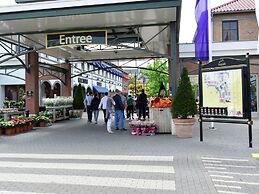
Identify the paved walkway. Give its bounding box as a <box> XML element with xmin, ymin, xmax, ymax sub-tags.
<box><xmin>0</xmin><ymin>112</ymin><xmax>258</xmax><ymax>194</ymax></box>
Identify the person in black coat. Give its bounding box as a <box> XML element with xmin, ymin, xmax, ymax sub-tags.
<box><xmin>91</xmin><ymin>93</ymin><xmax>100</xmax><ymax>124</ymax></box>
<box><xmin>136</xmin><ymin>89</ymin><xmax>148</xmax><ymax>120</ymax></box>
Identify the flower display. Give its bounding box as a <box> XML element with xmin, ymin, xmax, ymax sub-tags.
<box><xmin>0</xmin><ymin>121</ymin><xmax>15</xmax><ymax>128</ymax></box>
<box><xmin>149</xmin><ymin>97</ymin><xmax>172</xmax><ymax>108</ymax></box>
<box><xmin>43</xmin><ymin>97</ymin><xmax>73</xmax><ymax>107</ymax></box>
<box><xmin>129</xmin><ymin>120</ymin><xmax>157</xmax><ymax>136</ymax></box>
<box><xmin>35</xmin><ymin>116</ymin><xmax>49</xmax><ymax>123</ymax></box>
<box><xmin>0</xmin><ymin>108</ymin><xmax>19</xmax><ymax>113</ymax></box>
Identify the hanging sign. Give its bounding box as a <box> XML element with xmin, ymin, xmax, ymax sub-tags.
<box><xmin>46</xmin><ymin>30</ymin><xmax>107</xmax><ymax>48</ymax></box>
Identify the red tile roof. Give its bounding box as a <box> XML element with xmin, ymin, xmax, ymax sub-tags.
<box><xmin>212</xmin><ymin>0</ymin><xmax>255</xmax><ymax>14</ymax></box>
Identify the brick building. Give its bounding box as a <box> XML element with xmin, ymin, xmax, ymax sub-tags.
<box><xmin>179</xmin><ymin>0</ymin><xmax>259</xmax><ymax>117</ymax></box>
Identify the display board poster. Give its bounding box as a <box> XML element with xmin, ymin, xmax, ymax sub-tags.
<box><xmin>202</xmin><ymin>69</ymin><xmax>243</xmax><ymax>117</ymax></box>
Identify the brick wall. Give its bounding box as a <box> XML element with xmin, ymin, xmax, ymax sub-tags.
<box><xmin>213</xmin><ymin>12</ymin><xmax>258</xmax><ymax>42</ymax></box>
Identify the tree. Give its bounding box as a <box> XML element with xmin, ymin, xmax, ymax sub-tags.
<box><xmin>73</xmin><ymin>84</ymin><xmax>85</xmax><ymax>110</ymax></box>
<box><xmin>141</xmin><ymin>59</ymin><xmax>168</xmax><ymax>97</ymax></box>
<box><xmin>128</xmin><ymin>83</ymin><xmax>144</xmax><ymax>96</ymax></box>
<box><xmin>172</xmin><ymin>68</ymin><xmax>197</xmax><ymax>119</ymax></box>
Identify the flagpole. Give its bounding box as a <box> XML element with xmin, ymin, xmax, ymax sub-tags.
<box><xmin>208</xmin><ymin>0</ymin><xmax>212</xmax><ymax>62</ymax></box>
<box><xmin>207</xmin><ymin>0</ymin><xmax>216</xmax><ymax>130</ymax></box>
<box><xmin>255</xmin><ymin>0</ymin><xmax>259</xmax><ymax>52</ymax></box>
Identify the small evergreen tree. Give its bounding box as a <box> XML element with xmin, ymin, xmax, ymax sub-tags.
<box><xmin>73</xmin><ymin>84</ymin><xmax>85</xmax><ymax>110</ymax></box>
<box><xmin>172</xmin><ymin>68</ymin><xmax>197</xmax><ymax>118</ymax></box>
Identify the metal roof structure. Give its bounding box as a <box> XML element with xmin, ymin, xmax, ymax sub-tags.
<box><xmin>0</xmin><ymin>0</ymin><xmax>181</xmax><ymax>62</ymax></box>
<box><xmin>0</xmin><ymin>0</ymin><xmax>182</xmax><ymax>95</ymax></box>
<box><xmin>212</xmin><ymin>0</ymin><xmax>255</xmax><ymax>14</ymax></box>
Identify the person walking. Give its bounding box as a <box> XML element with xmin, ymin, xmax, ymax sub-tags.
<box><xmin>84</xmin><ymin>92</ymin><xmax>93</xmax><ymax>123</ymax></box>
<box><xmin>136</xmin><ymin>89</ymin><xmax>148</xmax><ymax>120</ymax></box>
<box><xmin>106</xmin><ymin>93</ymin><xmax>115</xmax><ymax>133</ymax></box>
<box><xmin>98</xmin><ymin>92</ymin><xmax>109</xmax><ymax>123</ymax></box>
<box><xmin>126</xmin><ymin>95</ymin><xmax>134</xmax><ymax>120</ymax></box>
<box><xmin>113</xmin><ymin>89</ymin><xmax>126</xmax><ymax>131</ymax></box>
<box><xmin>91</xmin><ymin>93</ymin><xmax>100</xmax><ymax>124</ymax></box>
<box><xmin>120</xmin><ymin>93</ymin><xmax>126</xmax><ymax>118</ymax></box>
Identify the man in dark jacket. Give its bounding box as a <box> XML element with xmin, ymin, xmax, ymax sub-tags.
<box><xmin>113</xmin><ymin>89</ymin><xmax>126</xmax><ymax>130</ymax></box>
<box><xmin>136</xmin><ymin>89</ymin><xmax>148</xmax><ymax>120</ymax></box>
<box><xmin>91</xmin><ymin>93</ymin><xmax>100</xmax><ymax>124</ymax></box>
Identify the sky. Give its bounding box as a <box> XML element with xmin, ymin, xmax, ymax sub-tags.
<box><xmin>0</xmin><ymin>0</ymin><xmax>231</xmax><ymax>43</ymax></box>
<box><xmin>180</xmin><ymin>0</ymin><xmax>230</xmax><ymax>43</ymax></box>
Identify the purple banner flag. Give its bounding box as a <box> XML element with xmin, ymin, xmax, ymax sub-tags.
<box><xmin>195</xmin><ymin>0</ymin><xmax>209</xmax><ymax>61</ymax></box>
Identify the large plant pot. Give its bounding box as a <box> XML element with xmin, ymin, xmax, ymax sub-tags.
<box><xmin>173</xmin><ymin>118</ymin><xmax>196</xmax><ymax>138</ymax></box>
<box><xmin>72</xmin><ymin>109</ymin><xmax>84</xmax><ymax>119</ymax></box>
<box><xmin>5</xmin><ymin>127</ymin><xmax>15</xmax><ymax>135</ymax></box>
<box><xmin>39</xmin><ymin>122</ymin><xmax>47</xmax><ymax>127</ymax></box>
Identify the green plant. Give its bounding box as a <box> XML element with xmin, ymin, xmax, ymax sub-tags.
<box><xmin>141</xmin><ymin>59</ymin><xmax>168</xmax><ymax>96</ymax></box>
<box><xmin>3</xmin><ymin>100</ymin><xmax>10</xmax><ymax>107</ymax></box>
<box><xmin>0</xmin><ymin>121</ymin><xmax>15</xmax><ymax>128</ymax></box>
<box><xmin>14</xmin><ymin>101</ymin><xmax>24</xmax><ymax>108</ymax></box>
<box><xmin>35</xmin><ymin>116</ymin><xmax>49</xmax><ymax>123</ymax></box>
<box><xmin>39</xmin><ymin>111</ymin><xmax>50</xmax><ymax>117</ymax></box>
<box><xmin>172</xmin><ymin>67</ymin><xmax>197</xmax><ymax>119</ymax></box>
<box><xmin>9</xmin><ymin>100</ymin><xmax>16</xmax><ymax>107</ymax></box>
<box><xmin>73</xmin><ymin>84</ymin><xmax>85</xmax><ymax>110</ymax></box>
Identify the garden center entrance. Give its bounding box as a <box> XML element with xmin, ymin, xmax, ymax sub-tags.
<box><xmin>0</xmin><ymin>0</ymin><xmax>182</xmax><ymax>114</ymax></box>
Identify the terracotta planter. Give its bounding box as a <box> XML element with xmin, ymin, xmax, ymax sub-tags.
<box><xmin>5</xmin><ymin>127</ymin><xmax>15</xmax><ymax>135</ymax></box>
<box><xmin>27</xmin><ymin>124</ymin><xmax>33</xmax><ymax>130</ymax></box>
<box><xmin>15</xmin><ymin>126</ymin><xmax>22</xmax><ymax>133</ymax></box>
<box><xmin>173</xmin><ymin>118</ymin><xmax>196</xmax><ymax>138</ymax></box>
<box><xmin>39</xmin><ymin>122</ymin><xmax>47</xmax><ymax>127</ymax></box>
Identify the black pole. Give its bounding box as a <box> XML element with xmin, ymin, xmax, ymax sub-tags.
<box><xmin>198</xmin><ymin>60</ymin><xmax>203</xmax><ymax>142</ymax></box>
<box><xmin>249</xmin><ymin>124</ymin><xmax>252</xmax><ymax>148</ymax></box>
<box><xmin>246</xmin><ymin>53</ymin><xmax>253</xmax><ymax>148</ymax></box>
<box><xmin>134</xmin><ymin>73</ymin><xmax>137</xmax><ymax>96</ymax></box>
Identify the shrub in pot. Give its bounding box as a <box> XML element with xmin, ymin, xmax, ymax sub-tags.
<box><xmin>72</xmin><ymin>84</ymin><xmax>85</xmax><ymax>118</ymax></box>
<box><xmin>172</xmin><ymin>67</ymin><xmax>197</xmax><ymax>138</ymax></box>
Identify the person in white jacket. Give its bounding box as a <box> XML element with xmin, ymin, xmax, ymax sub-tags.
<box><xmin>98</xmin><ymin>92</ymin><xmax>109</xmax><ymax>123</ymax></box>
<box><xmin>106</xmin><ymin>93</ymin><xmax>115</xmax><ymax>133</ymax></box>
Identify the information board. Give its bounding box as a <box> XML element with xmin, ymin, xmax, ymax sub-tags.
<box><xmin>202</xmin><ymin>69</ymin><xmax>243</xmax><ymax>117</ymax></box>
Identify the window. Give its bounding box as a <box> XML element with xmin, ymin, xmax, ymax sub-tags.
<box><xmin>81</xmin><ymin>63</ymin><xmax>85</xmax><ymax>71</ymax></box>
<box><xmin>222</xmin><ymin>20</ymin><xmax>238</xmax><ymax>41</ymax></box>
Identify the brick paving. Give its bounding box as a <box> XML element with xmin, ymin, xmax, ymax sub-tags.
<box><xmin>0</xmin><ymin>112</ymin><xmax>258</xmax><ymax>194</ymax></box>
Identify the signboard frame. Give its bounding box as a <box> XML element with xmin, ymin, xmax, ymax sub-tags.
<box><xmin>201</xmin><ymin>66</ymin><xmax>246</xmax><ymax>119</ymax></box>
<box><xmin>198</xmin><ymin>54</ymin><xmax>253</xmax><ymax>147</ymax></box>
<box><xmin>46</xmin><ymin>30</ymin><xmax>107</xmax><ymax>49</ymax></box>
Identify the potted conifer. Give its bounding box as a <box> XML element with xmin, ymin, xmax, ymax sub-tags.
<box><xmin>72</xmin><ymin>84</ymin><xmax>85</xmax><ymax>118</ymax></box>
<box><xmin>172</xmin><ymin>67</ymin><xmax>197</xmax><ymax>138</ymax></box>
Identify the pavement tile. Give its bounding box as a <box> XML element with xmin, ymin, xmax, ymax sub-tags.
<box><xmin>0</xmin><ymin>113</ymin><xmax>258</xmax><ymax>193</ymax></box>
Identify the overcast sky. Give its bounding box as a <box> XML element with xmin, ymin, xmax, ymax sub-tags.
<box><xmin>0</xmin><ymin>0</ymin><xmax>232</xmax><ymax>43</ymax></box>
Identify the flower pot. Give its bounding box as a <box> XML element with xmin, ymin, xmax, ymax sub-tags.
<box><xmin>72</xmin><ymin>109</ymin><xmax>84</xmax><ymax>119</ymax></box>
<box><xmin>173</xmin><ymin>118</ymin><xmax>196</xmax><ymax>138</ymax></box>
<box><xmin>15</xmin><ymin>126</ymin><xmax>22</xmax><ymax>133</ymax></box>
<box><xmin>27</xmin><ymin>124</ymin><xmax>33</xmax><ymax>130</ymax></box>
<box><xmin>39</xmin><ymin>122</ymin><xmax>47</xmax><ymax>127</ymax></box>
<box><xmin>5</xmin><ymin>127</ymin><xmax>15</xmax><ymax>135</ymax></box>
